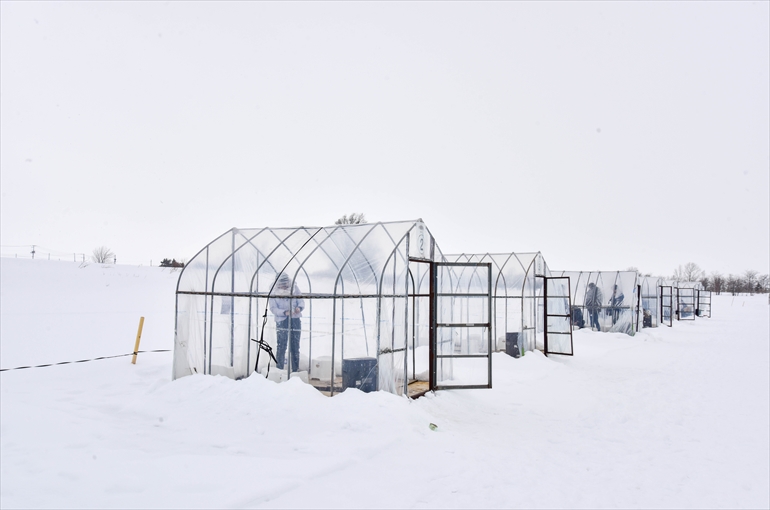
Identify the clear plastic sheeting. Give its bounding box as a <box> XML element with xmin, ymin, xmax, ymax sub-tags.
<box><xmin>444</xmin><ymin>253</ymin><xmax>549</xmax><ymax>355</ymax></box>
<box><xmin>676</xmin><ymin>286</ymin><xmax>697</xmax><ymax>320</ymax></box>
<box><xmin>433</xmin><ymin>262</ymin><xmax>492</xmax><ymax>389</ymax></box>
<box><xmin>552</xmin><ymin>270</ymin><xmax>639</xmax><ymax>335</ymax></box>
<box><xmin>544</xmin><ymin>277</ymin><xmax>574</xmax><ymax>355</ymax></box>
<box><xmin>173</xmin><ymin>220</ymin><xmax>445</xmax><ymax>396</ymax></box>
<box><xmin>640</xmin><ymin>276</ymin><xmax>664</xmax><ymax>328</ymax></box>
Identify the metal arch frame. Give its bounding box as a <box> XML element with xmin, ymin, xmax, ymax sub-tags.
<box><xmin>174</xmin><ymin>220</ymin><xmax>428</xmax><ymax>382</ymax></box>
<box><xmin>173</xmin><ymin>228</ymin><xmax>233</xmax><ymax>378</ymax></box>
<box><xmin>446</xmin><ymin>252</ymin><xmax>529</xmax><ymax>353</ymax></box>
<box><xmin>283</xmin><ymin>222</ymin><xmax>380</xmax><ymax>383</ymax></box>
<box><xmin>520</xmin><ymin>253</ymin><xmax>543</xmax><ymax>352</ymax></box>
<box><xmin>209</xmin><ymin>227</ymin><xmax>319</xmax><ymax>376</ymax></box>
<box><xmin>329</xmin><ymin>222</ymin><xmax>397</xmax><ymax>395</ymax></box>
<box><xmin>554</xmin><ymin>270</ymin><xmax>639</xmax><ymax>334</ymax></box>
<box><xmin>373</xmin><ymin>221</ymin><xmax>440</xmax><ymax>396</ymax></box>
<box><xmin>444</xmin><ymin>260</ymin><xmax>490</xmax><ymax>357</ymax></box>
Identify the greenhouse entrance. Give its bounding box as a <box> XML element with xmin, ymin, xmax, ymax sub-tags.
<box><xmin>406</xmin><ymin>260</ymin><xmax>493</xmax><ymax>397</ymax></box>
<box><xmin>660</xmin><ymin>286</ymin><xmax>673</xmax><ymax>327</ymax></box>
<box><xmin>696</xmin><ymin>290</ymin><xmax>712</xmax><ymax>318</ymax></box>
<box><xmin>173</xmin><ymin>221</ymin><xmax>497</xmax><ymax>399</ymax></box>
<box><xmin>432</xmin><ymin>261</ymin><xmax>493</xmax><ymax>391</ymax></box>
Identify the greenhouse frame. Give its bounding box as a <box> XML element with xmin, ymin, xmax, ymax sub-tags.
<box><xmin>172</xmin><ymin>220</ymin><xmax>494</xmax><ymax>398</ymax></box>
<box><xmin>675</xmin><ymin>281</ymin><xmax>708</xmax><ymax>320</ymax></box>
<box><xmin>551</xmin><ymin>270</ymin><xmax>640</xmax><ymax>334</ymax></box>
<box><xmin>639</xmin><ymin>276</ymin><xmax>665</xmax><ymax>328</ymax></box>
<box><xmin>445</xmin><ymin>253</ymin><xmax>574</xmax><ymax>357</ymax></box>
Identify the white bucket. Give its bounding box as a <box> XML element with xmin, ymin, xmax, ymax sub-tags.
<box><xmin>311</xmin><ymin>356</ymin><xmax>333</xmax><ymax>382</ymax></box>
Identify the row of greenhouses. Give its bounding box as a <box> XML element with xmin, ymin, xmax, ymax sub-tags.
<box><xmin>172</xmin><ymin>220</ymin><xmax>711</xmax><ymax>398</ymax></box>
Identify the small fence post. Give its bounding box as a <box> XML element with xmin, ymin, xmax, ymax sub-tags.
<box><xmin>132</xmin><ymin>317</ymin><xmax>145</xmax><ymax>364</ymax></box>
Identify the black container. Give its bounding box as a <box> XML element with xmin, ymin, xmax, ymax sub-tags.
<box><xmin>505</xmin><ymin>333</ymin><xmax>521</xmax><ymax>358</ymax></box>
<box><xmin>342</xmin><ymin>357</ymin><xmax>378</xmax><ymax>393</ymax></box>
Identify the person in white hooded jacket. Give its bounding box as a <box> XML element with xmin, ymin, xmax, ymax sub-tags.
<box><xmin>269</xmin><ymin>274</ymin><xmax>305</xmax><ymax>372</ymax></box>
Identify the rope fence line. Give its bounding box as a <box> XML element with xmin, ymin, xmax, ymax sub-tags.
<box><xmin>0</xmin><ymin>350</ymin><xmax>171</xmax><ymax>372</ymax></box>
<box><xmin>1</xmin><ymin>244</ymin><xmax>88</xmax><ymax>262</ymax></box>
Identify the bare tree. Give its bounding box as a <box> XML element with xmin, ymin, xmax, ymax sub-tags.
<box><xmin>92</xmin><ymin>246</ymin><xmax>115</xmax><ymax>263</ymax></box>
<box><xmin>708</xmin><ymin>271</ymin><xmax>725</xmax><ymax>294</ymax></box>
<box><xmin>673</xmin><ymin>262</ymin><xmax>705</xmax><ymax>283</ymax></box>
<box><xmin>757</xmin><ymin>274</ymin><xmax>770</xmax><ymax>294</ymax></box>
<box><xmin>335</xmin><ymin>213</ymin><xmax>367</xmax><ymax>225</ymax></box>
<box><xmin>726</xmin><ymin>274</ymin><xmax>741</xmax><ymax>295</ymax></box>
<box><xmin>743</xmin><ymin>270</ymin><xmax>759</xmax><ymax>295</ymax></box>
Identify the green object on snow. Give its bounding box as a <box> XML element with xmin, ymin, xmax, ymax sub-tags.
<box><xmin>429</xmin><ymin>423</ymin><xmax>438</xmax><ymax>431</ymax></box>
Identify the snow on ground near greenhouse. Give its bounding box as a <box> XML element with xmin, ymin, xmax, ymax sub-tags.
<box><xmin>1</xmin><ymin>258</ymin><xmax>768</xmax><ymax>509</ymax></box>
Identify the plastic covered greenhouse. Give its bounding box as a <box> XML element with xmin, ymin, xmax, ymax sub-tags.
<box><xmin>445</xmin><ymin>253</ymin><xmax>573</xmax><ymax>357</ymax></box>
<box><xmin>172</xmin><ymin>220</ymin><xmax>495</xmax><ymax>398</ymax></box>
<box><xmin>639</xmin><ymin>276</ymin><xmax>665</xmax><ymax>328</ymax></box>
<box><xmin>675</xmin><ymin>281</ymin><xmax>708</xmax><ymax>320</ymax></box>
<box><xmin>552</xmin><ymin>271</ymin><xmax>639</xmax><ymax>334</ymax></box>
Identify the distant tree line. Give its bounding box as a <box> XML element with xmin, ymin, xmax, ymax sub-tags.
<box><xmin>701</xmin><ymin>270</ymin><xmax>768</xmax><ymax>296</ymax></box>
<box><xmin>629</xmin><ymin>262</ymin><xmax>768</xmax><ymax>295</ymax></box>
<box><xmin>671</xmin><ymin>262</ymin><xmax>768</xmax><ymax>295</ymax></box>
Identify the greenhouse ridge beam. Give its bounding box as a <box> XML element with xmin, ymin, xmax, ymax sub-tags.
<box><xmin>176</xmin><ymin>291</ymin><xmax>429</xmax><ymax>299</ymax></box>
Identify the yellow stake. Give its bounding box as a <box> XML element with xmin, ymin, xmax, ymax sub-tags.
<box><xmin>132</xmin><ymin>317</ymin><xmax>145</xmax><ymax>364</ymax></box>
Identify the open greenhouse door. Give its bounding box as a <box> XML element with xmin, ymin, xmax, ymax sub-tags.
<box><xmin>697</xmin><ymin>290</ymin><xmax>712</xmax><ymax>318</ymax></box>
<box><xmin>676</xmin><ymin>288</ymin><xmax>696</xmax><ymax>321</ymax></box>
<box><xmin>431</xmin><ymin>262</ymin><xmax>493</xmax><ymax>391</ymax></box>
<box><xmin>543</xmin><ymin>276</ymin><xmax>574</xmax><ymax>356</ymax></box>
<box><xmin>660</xmin><ymin>286</ymin><xmax>673</xmax><ymax>327</ymax></box>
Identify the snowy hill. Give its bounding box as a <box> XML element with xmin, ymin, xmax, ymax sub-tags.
<box><xmin>1</xmin><ymin>257</ymin><xmax>768</xmax><ymax>509</ymax></box>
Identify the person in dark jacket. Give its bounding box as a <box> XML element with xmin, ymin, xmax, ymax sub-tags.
<box><xmin>269</xmin><ymin>274</ymin><xmax>305</xmax><ymax>373</ymax></box>
<box><xmin>609</xmin><ymin>285</ymin><xmax>625</xmax><ymax>325</ymax></box>
<box><xmin>584</xmin><ymin>282</ymin><xmax>603</xmax><ymax>331</ymax></box>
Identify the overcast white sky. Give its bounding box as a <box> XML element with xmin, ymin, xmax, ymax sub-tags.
<box><xmin>1</xmin><ymin>1</ymin><xmax>768</xmax><ymax>277</ymax></box>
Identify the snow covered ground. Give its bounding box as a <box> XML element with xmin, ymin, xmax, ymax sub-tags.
<box><xmin>1</xmin><ymin>257</ymin><xmax>768</xmax><ymax>509</ymax></box>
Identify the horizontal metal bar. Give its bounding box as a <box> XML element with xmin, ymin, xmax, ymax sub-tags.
<box><xmin>436</xmin><ymin>262</ymin><xmax>492</xmax><ymax>268</ymax></box>
<box><xmin>434</xmin><ymin>384</ymin><xmax>491</xmax><ymax>390</ymax></box>
<box><xmin>436</xmin><ymin>323</ymin><xmax>490</xmax><ymax>328</ymax></box>
<box><xmin>546</xmin><ymin>332</ymin><xmax>572</xmax><ymax>335</ymax></box>
<box><xmin>436</xmin><ymin>293</ymin><xmax>490</xmax><ymax>297</ymax></box>
<box><xmin>178</xmin><ymin>291</ymin><xmax>410</xmax><ymax>299</ymax></box>
<box><xmin>436</xmin><ymin>354</ymin><xmax>490</xmax><ymax>359</ymax></box>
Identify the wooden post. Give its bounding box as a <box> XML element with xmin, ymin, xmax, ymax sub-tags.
<box><xmin>132</xmin><ymin>317</ymin><xmax>145</xmax><ymax>364</ymax></box>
